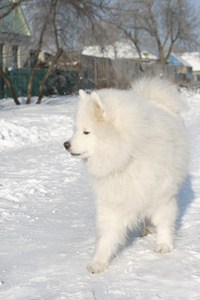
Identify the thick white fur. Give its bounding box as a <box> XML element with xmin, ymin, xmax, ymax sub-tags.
<box><xmin>67</xmin><ymin>77</ymin><xmax>189</xmax><ymax>273</ymax></box>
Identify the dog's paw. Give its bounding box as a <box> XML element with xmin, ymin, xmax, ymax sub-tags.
<box><xmin>87</xmin><ymin>260</ymin><xmax>107</xmax><ymax>274</ymax></box>
<box><xmin>141</xmin><ymin>226</ymin><xmax>156</xmax><ymax>237</ymax></box>
<box><xmin>154</xmin><ymin>243</ymin><xmax>172</xmax><ymax>254</ymax></box>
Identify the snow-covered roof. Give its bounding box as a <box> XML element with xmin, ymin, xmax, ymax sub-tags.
<box><xmin>181</xmin><ymin>52</ymin><xmax>200</xmax><ymax>71</ymax></box>
<box><xmin>82</xmin><ymin>40</ymin><xmax>158</xmax><ymax>60</ymax></box>
<box><xmin>168</xmin><ymin>53</ymin><xmax>192</xmax><ymax>67</ymax></box>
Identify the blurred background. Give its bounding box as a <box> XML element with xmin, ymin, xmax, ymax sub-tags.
<box><xmin>0</xmin><ymin>0</ymin><xmax>200</xmax><ymax>104</ymax></box>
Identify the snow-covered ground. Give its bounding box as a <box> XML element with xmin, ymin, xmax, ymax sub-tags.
<box><xmin>0</xmin><ymin>90</ymin><xmax>200</xmax><ymax>300</ymax></box>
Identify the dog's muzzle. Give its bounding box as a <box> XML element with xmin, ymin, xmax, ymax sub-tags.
<box><xmin>63</xmin><ymin>141</ymin><xmax>81</xmax><ymax>156</ymax></box>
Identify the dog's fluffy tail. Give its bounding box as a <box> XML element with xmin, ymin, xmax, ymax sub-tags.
<box><xmin>132</xmin><ymin>77</ymin><xmax>184</xmax><ymax>115</ymax></box>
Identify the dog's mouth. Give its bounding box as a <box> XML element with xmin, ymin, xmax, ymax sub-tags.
<box><xmin>71</xmin><ymin>152</ymin><xmax>81</xmax><ymax>156</ymax></box>
<box><xmin>63</xmin><ymin>142</ymin><xmax>82</xmax><ymax>156</ymax></box>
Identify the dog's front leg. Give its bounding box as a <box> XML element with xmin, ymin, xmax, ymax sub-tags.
<box><xmin>87</xmin><ymin>204</ymin><xmax>126</xmax><ymax>273</ymax></box>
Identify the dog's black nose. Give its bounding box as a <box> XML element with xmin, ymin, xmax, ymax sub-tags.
<box><xmin>64</xmin><ymin>141</ymin><xmax>70</xmax><ymax>150</ymax></box>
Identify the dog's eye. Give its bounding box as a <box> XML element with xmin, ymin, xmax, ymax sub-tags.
<box><xmin>83</xmin><ymin>131</ymin><xmax>90</xmax><ymax>135</ymax></box>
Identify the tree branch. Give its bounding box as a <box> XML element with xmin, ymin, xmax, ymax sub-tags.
<box><xmin>0</xmin><ymin>0</ymin><xmax>25</xmax><ymax>19</ymax></box>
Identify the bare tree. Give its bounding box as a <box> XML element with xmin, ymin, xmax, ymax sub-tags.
<box><xmin>108</xmin><ymin>0</ymin><xmax>143</xmax><ymax>58</ymax></box>
<box><xmin>25</xmin><ymin>0</ymin><xmax>56</xmax><ymax>104</ymax></box>
<box><xmin>0</xmin><ymin>0</ymin><xmax>25</xmax><ymax>19</ymax></box>
<box><xmin>25</xmin><ymin>0</ymin><xmax>109</xmax><ymax>104</ymax></box>
<box><xmin>79</xmin><ymin>20</ymin><xmax>124</xmax><ymax>59</ymax></box>
<box><xmin>0</xmin><ymin>66</ymin><xmax>20</xmax><ymax>104</ymax></box>
<box><xmin>36</xmin><ymin>49</ymin><xmax>63</xmax><ymax>104</ymax></box>
<box><xmin>0</xmin><ymin>0</ymin><xmax>29</xmax><ymax>104</ymax></box>
<box><xmin>114</xmin><ymin>0</ymin><xmax>200</xmax><ymax>64</ymax></box>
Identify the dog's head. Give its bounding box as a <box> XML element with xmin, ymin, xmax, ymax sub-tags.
<box><xmin>64</xmin><ymin>89</ymin><xmax>106</xmax><ymax>159</ymax></box>
<box><xmin>64</xmin><ymin>89</ymin><xmax>137</xmax><ymax>177</ymax></box>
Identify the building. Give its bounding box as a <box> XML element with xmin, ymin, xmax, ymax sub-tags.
<box><xmin>167</xmin><ymin>53</ymin><xmax>193</xmax><ymax>81</ymax></box>
<box><xmin>181</xmin><ymin>52</ymin><xmax>200</xmax><ymax>82</ymax></box>
<box><xmin>0</xmin><ymin>0</ymin><xmax>31</xmax><ymax>69</ymax></box>
<box><xmin>80</xmin><ymin>41</ymin><xmax>175</xmax><ymax>89</ymax></box>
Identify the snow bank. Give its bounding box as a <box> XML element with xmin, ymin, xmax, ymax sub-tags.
<box><xmin>0</xmin><ymin>119</ymin><xmax>41</xmax><ymax>149</ymax></box>
<box><xmin>0</xmin><ymin>96</ymin><xmax>77</xmax><ymax>152</ymax></box>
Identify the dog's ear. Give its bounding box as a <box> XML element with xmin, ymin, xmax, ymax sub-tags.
<box><xmin>79</xmin><ymin>89</ymin><xmax>88</xmax><ymax>102</ymax></box>
<box><xmin>91</xmin><ymin>92</ymin><xmax>106</xmax><ymax>122</ymax></box>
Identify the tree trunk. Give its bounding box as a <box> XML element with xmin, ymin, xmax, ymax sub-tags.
<box><xmin>158</xmin><ymin>46</ymin><xmax>167</xmax><ymax>65</ymax></box>
<box><xmin>36</xmin><ymin>48</ymin><xmax>63</xmax><ymax>104</ymax></box>
<box><xmin>26</xmin><ymin>20</ymin><xmax>49</xmax><ymax>104</ymax></box>
<box><xmin>0</xmin><ymin>66</ymin><xmax>20</xmax><ymax>105</ymax></box>
<box><xmin>26</xmin><ymin>63</ymin><xmax>37</xmax><ymax>104</ymax></box>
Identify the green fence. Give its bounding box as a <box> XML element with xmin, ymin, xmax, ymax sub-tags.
<box><xmin>0</xmin><ymin>68</ymin><xmax>79</xmax><ymax>99</ymax></box>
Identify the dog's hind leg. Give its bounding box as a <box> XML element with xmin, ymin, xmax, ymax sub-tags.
<box><xmin>87</xmin><ymin>205</ymin><xmax>127</xmax><ymax>273</ymax></box>
<box><xmin>141</xmin><ymin>217</ymin><xmax>156</xmax><ymax>237</ymax></box>
<box><xmin>151</xmin><ymin>197</ymin><xmax>177</xmax><ymax>253</ymax></box>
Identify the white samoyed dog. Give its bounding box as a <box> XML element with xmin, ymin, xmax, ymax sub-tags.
<box><xmin>64</xmin><ymin>77</ymin><xmax>189</xmax><ymax>273</ymax></box>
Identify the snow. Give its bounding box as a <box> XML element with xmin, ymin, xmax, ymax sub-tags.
<box><xmin>82</xmin><ymin>41</ymin><xmax>158</xmax><ymax>60</ymax></box>
<box><xmin>0</xmin><ymin>90</ymin><xmax>200</xmax><ymax>299</ymax></box>
<box><xmin>181</xmin><ymin>52</ymin><xmax>200</xmax><ymax>71</ymax></box>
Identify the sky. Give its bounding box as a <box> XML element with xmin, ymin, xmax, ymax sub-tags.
<box><xmin>191</xmin><ymin>0</ymin><xmax>200</xmax><ymax>8</ymax></box>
